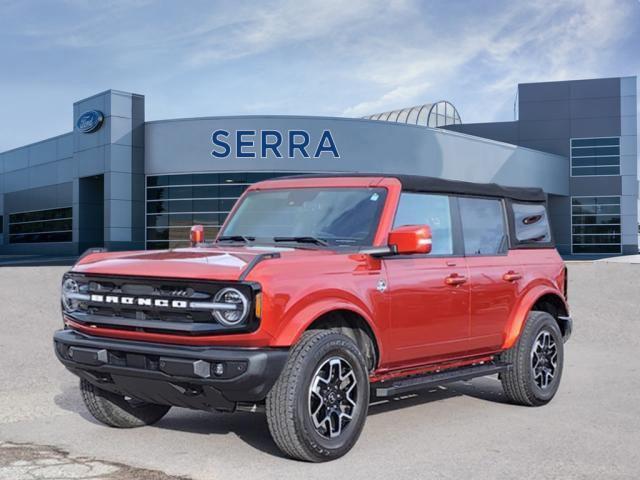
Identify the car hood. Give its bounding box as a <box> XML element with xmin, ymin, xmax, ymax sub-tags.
<box><xmin>72</xmin><ymin>245</ymin><xmax>330</xmax><ymax>281</ymax></box>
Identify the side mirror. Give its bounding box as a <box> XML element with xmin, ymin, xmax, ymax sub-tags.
<box><xmin>388</xmin><ymin>225</ymin><xmax>432</xmax><ymax>255</ymax></box>
<box><xmin>190</xmin><ymin>225</ymin><xmax>204</xmax><ymax>246</ymax></box>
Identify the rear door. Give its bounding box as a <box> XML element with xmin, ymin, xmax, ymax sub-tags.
<box><xmin>384</xmin><ymin>192</ymin><xmax>470</xmax><ymax>367</ymax></box>
<box><xmin>458</xmin><ymin>196</ymin><xmax>523</xmax><ymax>354</ymax></box>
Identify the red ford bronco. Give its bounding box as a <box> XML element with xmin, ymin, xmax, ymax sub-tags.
<box><xmin>54</xmin><ymin>174</ymin><xmax>571</xmax><ymax>462</ymax></box>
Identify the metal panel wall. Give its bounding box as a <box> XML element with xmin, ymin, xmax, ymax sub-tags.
<box><xmin>145</xmin><ymin>118</ymin><xmax>568</xmax><ymax>195</ymax></box>
<box><xmin>444</xmin><ymin>76</ymin><xmax>638</xmax><ymax>255</ymax></box>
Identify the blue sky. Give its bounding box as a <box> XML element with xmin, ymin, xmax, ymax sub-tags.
<box><xmin>0</xmin><ymin>0</ymin><xmax>639</xmax><ymax>152</ymax></box>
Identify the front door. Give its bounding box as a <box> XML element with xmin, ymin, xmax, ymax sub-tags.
<box><xmin>385</xmin><ymin>193</ymin><xmax>470</xmax><ymax>367</ymax></box>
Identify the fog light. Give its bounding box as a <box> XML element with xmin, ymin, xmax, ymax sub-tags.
<box><xmin>213</xmin><ymin>363</ymin><xmax>225</xmax><ymax>376</ymax></box>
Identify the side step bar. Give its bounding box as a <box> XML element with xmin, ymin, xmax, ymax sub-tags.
<box><xmin>374</xmin><ymin>362</ymin><xmax>511</xmax><ymax>398</ymax></box>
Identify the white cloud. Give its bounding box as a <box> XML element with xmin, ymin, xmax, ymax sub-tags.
<box><xmin>343</xmin><ymin>81</ymin><xmax>431</xmax><ymax>117</ymax></box>
<box><xmin>340</xmin><ymin>0</ymin><xmax>638</xmax><ymax>120</ymax></box>
<box><xmin>184</xmin><ymin>0</ymin><xmax>393</xmax><ymax>66</ymax></box>
<box><xmin>0</xmin><ymin>0</ymin><xmax>637</xmax><ymax>151</ymax></box>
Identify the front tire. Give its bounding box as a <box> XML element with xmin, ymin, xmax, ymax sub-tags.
<box><xmin>500</xmin><ymin>311</ymin><xmax>564</xmax><ymax>406</ymax></box>
<box><xmin>80</xmin><ymin>379</ymin><xmax>171</xmax><ymax>428</ymax></box>
<box><xmin>266</xmin><ymin>330</ymin><xmax>370</xmax><ymax>462</ymax></box>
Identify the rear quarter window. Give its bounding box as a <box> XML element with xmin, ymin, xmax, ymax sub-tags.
<box><xmin>512</xmin><ymin>203</ymin><xmax>551</xmax><ymax>243</ymax></box>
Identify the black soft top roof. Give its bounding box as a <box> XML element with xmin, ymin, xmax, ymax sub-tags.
<box><xmin>280</xmin><ymin>173</ymin><xmax>546</xmax><ymax>202</ymax></box>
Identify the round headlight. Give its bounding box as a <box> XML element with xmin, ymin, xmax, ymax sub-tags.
<box><xmin>213</xmin><ymin>288</ymin><xmax>249</xmax><ymax>326</ymax></box>
<box><xmin>61</xmin><ymin>278</ymin><xmax>80</xmax><ymax>312</ymax></box>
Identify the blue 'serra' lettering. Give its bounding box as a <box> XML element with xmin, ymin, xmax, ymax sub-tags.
<box><xmin>212</xmin><ymin>130</ymin><xmax>339</xmax><ymax>159</ymax></box>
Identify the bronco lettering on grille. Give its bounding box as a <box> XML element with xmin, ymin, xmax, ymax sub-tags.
<box><xmin>89</xmin><ymin>294</ymin><xmax>188</xmax><ymax>309</ymax></box>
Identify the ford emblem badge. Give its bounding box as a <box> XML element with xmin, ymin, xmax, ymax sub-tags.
<box><xmin>76</xmin><ymin>110</ymin><xmax>104</xmax><ymax>133</ymax></box>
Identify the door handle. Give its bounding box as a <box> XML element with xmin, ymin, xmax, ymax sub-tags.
<box><xmin>503</xmin><ymin>271</ymin><xmax>522</xmax><ymax>282</ymax></box>
<box><xmin>445</xmin><ymin>273</ymin><xmax>467</xmax><ymax>286</ymax></box>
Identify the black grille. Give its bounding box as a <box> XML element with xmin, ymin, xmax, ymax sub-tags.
<box><xmin>65</xmin><ymin>273</ymin><xmax>259</xmax><ymax>335</ymax></box>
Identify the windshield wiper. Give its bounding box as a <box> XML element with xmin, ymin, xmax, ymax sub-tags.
<box><xmin>217</xmin><ymin>235</ymin><xmax>255</xmax><ymax>243</ymax></box>
<box><xmin>273</xmin><ymin>236</ymin><xmax>329</xmax><ymax>246</ymax></box>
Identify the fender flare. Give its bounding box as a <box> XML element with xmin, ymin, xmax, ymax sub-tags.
<box><xmin>502</xmin><ymin>285</ymin><xmax>569</xmax><ymax>350</ymax></box>
<box><xmin>270</xmin><ymin>297</ymin><xmax>384</xmax><ymax>362</ymax></box>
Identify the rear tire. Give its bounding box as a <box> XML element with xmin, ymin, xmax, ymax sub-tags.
<box><xmin>80</xmin><ymin>379</ymin><xmax>171</xmax><ymax>428</ymax></box>
<box><xmin>266</xmin><ymin>330</ymin><xmax>369</xmax><ymax>462</ymax></box>
<box><xmin>500</xmin><ymin>311</ymin><xmax>564</xmax><ymax>406</ymax></box>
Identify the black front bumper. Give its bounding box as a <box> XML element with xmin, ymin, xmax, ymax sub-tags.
<box><xmin>53</xmin><ymin>329</ymin><xmax>289</xmax><ymax>412</ymax></box>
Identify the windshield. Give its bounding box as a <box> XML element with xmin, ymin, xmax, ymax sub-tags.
<box><xmin>220</xmin><ymin>187</ymin><xmax>388</xmax><ymax>247</ymax></box>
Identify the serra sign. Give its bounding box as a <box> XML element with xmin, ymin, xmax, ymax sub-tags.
<box><xmin>212</xmin><ymin>130</ymin><xmax>339</xmax><ymax>159</ymax></box>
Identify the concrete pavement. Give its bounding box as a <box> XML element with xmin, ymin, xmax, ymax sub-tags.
<box><xmin>0</xmin><ymin>263</ymin><xmax>639</xmax><ymax>479</ymax></box>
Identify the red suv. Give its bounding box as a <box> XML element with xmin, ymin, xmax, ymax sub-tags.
<box><xmin>54</xmin><ymin>174</ymin><xmax>571</xmax><ymax>462</ymax></box>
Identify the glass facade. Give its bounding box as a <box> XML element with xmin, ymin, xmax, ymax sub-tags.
<box><xmin>571</xmin><ymin>196</ymin><xmax>621</xmax><ymax>254</ymax></box>
<box><xmin>362</xmin><ymin>101</ymin><xmax>462</xmax><ymax>128</ymax></box>
<box><xmin>8</xmin><ymin>207</ymin><xmax>72</xmax><ymax>244</ymax></box>
<box><xmin>146</xmin><ymin>172</ymin><xmax>301</xmax><ymax>249</ymax></box>
<box><xmin>427</xmin><ymin>101</ymin><xmax>461</xmax><ymax>128</ymax></box>
<box><xmin>570</xmin><ymin>137</ymin><xmax>620</xmax><ymax>176</ymax></box>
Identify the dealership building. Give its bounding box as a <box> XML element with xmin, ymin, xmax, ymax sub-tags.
<box><xmin>0</xmin><ymin>76</ymin><xmax>636</xmax><ymax>256</ymax></box>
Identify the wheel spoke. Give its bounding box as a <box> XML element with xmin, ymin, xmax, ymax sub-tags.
<box><xmin>319</xmin><ymin>364</ymin><xmax>332</xmax><ymax>384</ymax></box>
<box><xmin>345</xmin><ymin>380</ymin><xmax>358</xmax><ymax>407</ymax></box>
<box><xmin>340</xmin><ymin>369</ymin><xmax>356</xmax><ymax>390</ymax></box>
<box><xmin>531</xmin><ymin>352</ymin><xmax>541</xmax><ymax>369</ymax></box>
<box><xmin>329</xmin><ymin>359</ymin><xmax>341</xmax><ymax>382</ymax></box>
<box><xmin>310</xmin><ymin>391</ymin><xmax>324</xmax><ymax>415</ymax></box>
<box><xmin>315</xmin><ymin>412</ymin><xmax>331</xmax><ymax>432</ymax></box>
<box><xmin>330</xmin><ymin>410</ymin><xmax>342</xmax><ymax>438</ymax></box>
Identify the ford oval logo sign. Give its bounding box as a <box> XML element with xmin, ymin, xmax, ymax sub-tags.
<box><xmin>76</xmin><ymin>110</ymin><xmax>104</xmax><ymax>133</ymax></box>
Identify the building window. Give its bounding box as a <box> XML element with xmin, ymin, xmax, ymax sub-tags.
<box><xmin>8</xmin><ymin>207</ymin><xmax>73</xmax><ymax>244</ymax></box>
<box><xmin>145</xmin><ymin>172</ymin><xmax>302</xmax><ymax>249</ymax></box>
<box><xmin>571</xmin><ymin>196</ymin><xmax>621</xmax><ymax>254</ymax></box>
<box><xmin>570</xmin><ymin>137</ymin><xmax>620</xmax><ymax>176</ymax></box>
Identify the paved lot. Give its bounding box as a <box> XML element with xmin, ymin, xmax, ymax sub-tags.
<box><xmin>0</xmin><ymin>263</ymin><xmax>639</xmax><ymax>479</ymax></box>
<box><xmin>0</xmin><ymin>442</ymin><xmax>189</xmax><ymax>479</ymax></box>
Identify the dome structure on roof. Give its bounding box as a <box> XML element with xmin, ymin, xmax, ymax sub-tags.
<box><xmin>362</xmin><ymin>100</ymin><xmax>461</xmax><ymax>128</ymax></box>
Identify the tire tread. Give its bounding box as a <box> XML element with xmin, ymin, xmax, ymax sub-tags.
<box><xmin>266</xmin><ymin>330</ymin><xmax>368</xmax><ymax>462</ymax></box>
<box><xmin>80</xmin><ymin>379</ymin><xmax>170</xmax><ymax>428</ymax></box>
<box><xmin>500</xmin><ymin>311</ymin><xmax>563</xmax><ymax>406</ymax></box>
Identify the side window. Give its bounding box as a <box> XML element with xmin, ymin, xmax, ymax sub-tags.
<box><xmin>393</xmin><ymin>193</ymin><xmax>453</xmax><ymax>255</ymax></box>
<box><xmin>459</xmin><ymin>197</ymin><xmax>507</xmax><ymax>255</ymax></box>
<box><xmin>512</xmin><ymin>203</ymin><xmax>551</xmax><ymax>243</ymax></box>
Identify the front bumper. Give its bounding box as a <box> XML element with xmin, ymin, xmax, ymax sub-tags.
<box><xmin>53</xmin><ymin>329</ymin><xmax>289</xmax><ymax>412</ymax></box>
